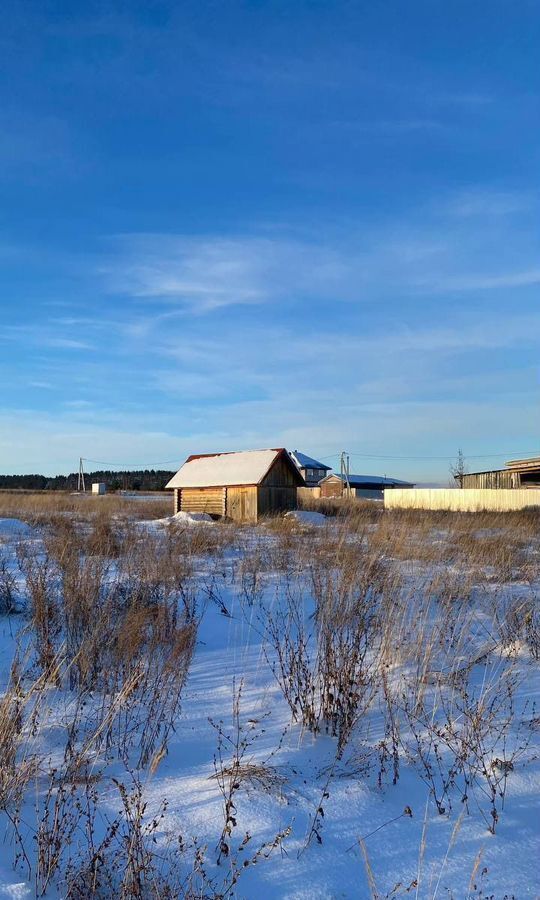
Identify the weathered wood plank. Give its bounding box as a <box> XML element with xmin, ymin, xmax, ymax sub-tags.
<box><xmin>227</xmin><ymin>486</ymin><xmax>258</xmax><ymax>523</ymax></box>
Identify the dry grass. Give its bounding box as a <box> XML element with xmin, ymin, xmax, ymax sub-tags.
<box><xmin>0</xmin><ymin>491</ymin><xmax>171</xmax><ymax>525</ymax></box>
<box><xmin>0</xmin><ymin>492</ymin><xmax>538</xmax><ymax>895</ymax></box>
<box><xmin>299</xmin><ymin>492</ymin><xmax>382</xmax><ymax>523</ymax></box>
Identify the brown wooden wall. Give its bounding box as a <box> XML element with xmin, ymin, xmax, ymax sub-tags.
<box><xmin>298</xmin><ymin>486</ymin><xmax>322</xmax><ymax>500</ymax></box>
<box><xmin>179</xmin><ymin>487</ymin><xmax>226</xmax><ymax>515</ymax></box>
<box><xmin>226</xmin><ymin>486</ymin><xmax>258</xmax><ymax>523</ymax></box>
<box><xmin>319</xmin><ymin>476</ymin><xmax>343</xmax><ymax>498</ymax></box>
<box><xmin>257</xmin><ymin>486</ymin><xmax>297</xmax><ymax>516</ymax></box>
<box><xmin>460</xmin><ymin>470</ymin><xmax>520</xmax><ymax>489</ymax></box>
<box><xmin>261</xmin><ymin>454</ymin><xmax>301</xmax><ymax>487</ymax></box>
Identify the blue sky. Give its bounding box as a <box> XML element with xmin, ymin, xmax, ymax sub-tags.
<box><xmin>1</xmin><ymin>0</ymin><xmax>539</xmax><ymax>481</ymax></box>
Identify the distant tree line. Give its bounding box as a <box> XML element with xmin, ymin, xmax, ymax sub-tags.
<box><xmin>0</xmin><ymin>470</ymin><xmax>175</xmax><ymax>492</ymax></box>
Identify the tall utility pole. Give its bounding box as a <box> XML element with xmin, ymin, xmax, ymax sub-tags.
<box><xmin>77</xmin><ymin>457</ymin><xmax>86</xmax><ymax>493</ymax></box>
<box><xmin>340</xmin><ymin>450</ymin><xmax>351</xmax><ymax>497</ymax></box>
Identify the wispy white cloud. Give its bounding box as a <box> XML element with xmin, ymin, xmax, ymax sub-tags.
<box><xmin>2</xmin><ymin>308</ymin><xmax>537</xmax><ymax>481</ymax></box>
<box><xmin>332</xmin><ymin>118</ymin><xmax>450</xmax><ymax>137</ymax></box>
<box><xmin>155</xmin><ymin>313</ymin><xmax>540</xmax><ymax>372</ymax></box>
<box><xmin>28</xmin><ymin>380</ymin><xmax>55</xmax><ymax>390</ymax></box>
<box><xmin>415</xmin><ymin>269</ymin><xmax>540</xmax><ymax>293</ymax></box>
<box><xmin>1</xmin><ymin>325</ymin><xmax>95</xmax><ymax>352</ymax></box>
<box><xmin>63</xmin><ymin>399</ymin><xmax>94</xmax><ymax>408</ymax></box>
<box><xmin>99</xmin><ymin>218</ymin><xmax>540</xmax><ymax>317</ymax></box>
<box><xmin>1</xmin><ymin>382</ymin><xmax>536</xmax><ymax>483</ymax></box>
<box><xmin>445</xmin><ymin>188</ymin><xmax>533</xmax><ymax>218</ymax></box>
<box><xmin>101</xmin><ymin>234</ymin><xmax>351</xmax><ymax>311</ymax></box>
<box><xmin>43</xmin><ymin>337</ymin><xmax>95</xmax><ymax>351</ymax></box>
<box><xmin>102</xmin><ymin>236</ymin><xmax>266</xmax><ymax>310</ymax></box>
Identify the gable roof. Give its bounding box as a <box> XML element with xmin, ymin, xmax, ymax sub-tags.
<box><xmin>289</xmin><ymin>450</ymin><xmax>332</xmax><ymax>471</ymax></box>
<box><xmin>320</xmin><ymin>473</ymin><xmax>415</xmax><ymax>488</ymax></box>
<box><xmin>166</xmin><ymin>448</ymin><xmax>304</xmax><ymax>489</ymax></box>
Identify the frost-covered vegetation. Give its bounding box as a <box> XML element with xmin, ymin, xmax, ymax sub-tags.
<box><xmin>0</xmin><ymin>493</ymin><xmax>539</xmax><ymax>898</ymax></box>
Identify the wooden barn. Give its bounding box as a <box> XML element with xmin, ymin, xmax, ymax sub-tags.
<box><xmin>459</xmin><ymin>456</ymin><xmax>540</xmax><ymax>489</ymax></box>
<box><xmin>165</xmin><ymin>448</ymin><xmax>304</xmax><ymax>523</ymax></box>
<box><xmin>458</xmin><ymin>469</ymin><xmax>520</xmax><ymax>489</ymax></box>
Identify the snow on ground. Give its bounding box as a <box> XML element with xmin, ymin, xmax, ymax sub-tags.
<box><xmin>172</xmin><ymin>511</ymin><xmax>214</xmax><ymax>524</ymax></box>
<box><xmin>0</xmin><ymin>519</ymin><xmax>34</xmax><ymax>540</ymax></box>
<box><xmin>0</xmin><ymin>515</ymin><xmax>539</xmax><ymax>898</ymax></box>
<box><xmin>139</xmin><ymin>574</ymin><xmax>540</xmax><ymax>899</ymax></box>
<box><xmin>0</xmin><ymin>868</ymin><xmax>32</xmax><ymax>900</ymax></box>
<box><xmin>283</xmin><ymin>510</ymin><xmax>327</xmax><ymax>526</ymax></box>
<box><xmin>137</xmin><ymin>510</ymin><xmax>214</xmax><ymax>530</ymax></box>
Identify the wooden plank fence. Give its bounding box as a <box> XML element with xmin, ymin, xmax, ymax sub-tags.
<box><xmin>384</xmin><ymin>488</ymin><xmax>540</xmax><ymax>513</ymax></box>
<box><xmin>298</xmin><ymin>486</ymin><xmax>321</xmax><ymax>500</ymax></box>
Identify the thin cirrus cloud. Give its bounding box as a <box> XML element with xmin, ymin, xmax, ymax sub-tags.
<box><xmin>156</xmin><ymin>313</ymin><xmax>540</xmax><ymax>364</ymax></box>
<box><xmin>100</xmin><ymin>219</ymin><xmax>540</xmax><ymax>313</ymax></box>
<box><xmin>411</xmin><ymin>269</ymin><xmax>540</xmax><ymax>293</ymax></box>
<box><xmin>102</xmin><ymin>236</ymin><xmax>269</xmax><ymax>310</ymax></box>
<box><xmin>444</xmin><ymin>188</ymin><xmax>533</xmax><ymax>218</ymax></box>
<box><xmin>140</xmin><ymin>312</ymin><xmax>540</xmax><ymax>415</ymax></box>
<box><xmin>331</xmin><ymin>117</ymin><xmax>451</xmax><ymax>137</ymax></box>
<box><xmin>1</xmin><ymin>324</ymin><xmax>95</xmax><ymax>353</ymax></box>
<box><xmin>101</xmin><ymin>234</ymin><xmax>351</xmax><ymax>311</ymax></box>
<box><xmin>2</xmin><ymin>312</ymin><xmax>538</xmax><ymax>478</ymax></box>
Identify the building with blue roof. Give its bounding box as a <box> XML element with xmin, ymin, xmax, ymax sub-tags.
<box><xmin>320</xmin><ymin>472</ymin><xmax>415</xmax><ymax>500</ymax></box>
<box><xmin>289</xmin><ymin>450</ymin><xmax>332</xmax><ymax>487</ymax></box>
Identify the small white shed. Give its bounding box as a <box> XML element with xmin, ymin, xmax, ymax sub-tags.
<box><xmin>92</xmin><ymin>482</ymin><xmax>107</xmax><ymax>495</ymax></box>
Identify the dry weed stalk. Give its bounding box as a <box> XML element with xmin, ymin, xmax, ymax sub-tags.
<box><xmin>209</xmin><ymin>681</ymin><xmax>291</xmax><ymax>892</ymax></box>
<box><xmin>0</xmin><ymin>547</ymin><xmax>20</xmax><ymax>614</ymax></box>
<box><xmin>261</xmin><ymin>541</ymin><xmax>385</xmax><ymax>755</ymax></box>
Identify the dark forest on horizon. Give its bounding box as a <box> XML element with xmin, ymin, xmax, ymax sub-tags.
<box><xmin>0</xmin><ymin>470</ymin><xmax>175</xmax><ymax>492</ymax></box>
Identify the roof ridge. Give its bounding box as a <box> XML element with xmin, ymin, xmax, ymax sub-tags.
<box><xmin>186</xmin><ymin>447</ymin><xmax>285</xmax><ymax>463</ymax></box>
<box><xmin>165</xmin><ymin>448</ymin><xmax>304</xmax><ymax>490</ymax></box>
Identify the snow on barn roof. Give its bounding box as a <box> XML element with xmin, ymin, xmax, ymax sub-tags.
<box><xmin>289</xmin><ymin>450</ymin><xmax>332</xmax><ymax>471</ymax></box>
<box><xmin>166</xmin><ymin>448</ymin><xmax>302</xmax><ymax>489</ymax></box>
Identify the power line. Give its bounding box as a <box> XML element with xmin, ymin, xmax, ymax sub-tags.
<box><xmin>317</xmin><ymin>449</ymin><xmax>540</xmax><ymax>462</ymax></box>
<box><xmin>349</xmin><ymin>451</ymin><xmax>540</xmax><ymax>461</ymax></box>
<box><xmin>82</xmin><ymin>457</ymin><xmax>181</xmax><ymax>468</ymax></box>
<box><xmin>40</xmin><ymin>449</ymin><xmax>540</xmax><ymax>470</ymax></box>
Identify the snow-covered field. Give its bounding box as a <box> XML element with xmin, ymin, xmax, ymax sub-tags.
<box><xmin>0</xmin><ymin>505</ymin><xmax>539</xmax><ymax>899</ymax></box>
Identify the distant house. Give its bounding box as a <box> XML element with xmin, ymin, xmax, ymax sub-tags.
<box><xmin>459</xmin><ymin>456</ymin><xmax>540</xmax><ymax>489</ymax></box>
<box><xmin>319</xmin><ymin>473</ymin><xmax>415</xmax><ymax>501</ymax></box>
<box><xmin>165</xmin><ymin>448</ymin><xmax>304</xmax><ymax>524</ymax></box>
<box><xmin>289</xmin><ymin>451</ymin><xmax>332</xmax><ymax>487</ymax></box>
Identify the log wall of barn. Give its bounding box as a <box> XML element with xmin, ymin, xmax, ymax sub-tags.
<box><xmin>179</xmin><ymin>487</ymin><xmax>226</xmax><ymax>516</ymax></box>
